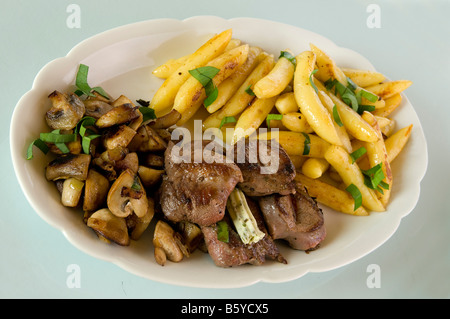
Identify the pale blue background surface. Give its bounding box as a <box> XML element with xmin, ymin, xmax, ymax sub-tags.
<box><xmin>2</xmin><ymin>0</ymin><xmax>449</xmax><ymax>298</ymax></box>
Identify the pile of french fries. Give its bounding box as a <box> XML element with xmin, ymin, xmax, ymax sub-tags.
<box><xmin>150</xmin><ymin>29</ymin><xmax>413</xmax><ymax>216</ymax></box>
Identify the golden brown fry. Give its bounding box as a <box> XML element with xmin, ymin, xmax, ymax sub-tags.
<box><xmin>150</xmin><ymin>29</ymin><xmax>233</xmax><ymax>115</ymax></box>
<box><xmin>296</xmin><ymin>173</ymin><xmax>369</xmax><ymax>216</ymax></box>
<box><xmin>324</xmin><ymin>145</ymin><xmax>385</xmax><ymax>212</ymax></box>
<box><xmin>385</xmin><ymin>124</ymin><xmax>413</xmax><ymax>163</ymax></box>
<box><xmin>293</xmin><ymin>51</ymin><xmax>343</xmax><ymax>146</ymax></box>
<box><xmin>361</xmin><ymin>111</ymin><xmax>393</xmax><ymax>207</ymax></box>
<box><xmin>173</xmin><ymin>44</ymin><xmax>250</xmax><ymax>126</ymax></box>
<box><xmin>364</xmin><ymin>80</ymin><xmax>412</xmax><ymax>100</ymax></box>
<box><xmin>202</xmin><ymin>54</ymin><xmax>275</xmax><ymax>130</ymax></box>
<box><xmin>341</xmin><ymin>68</ymin><xmax>386</xmax><ymax>88</ymax></box>
<box><xmin>206</xmin><ymin>46</ymin><xmax>264</xmax><ymax>113</ymax></box>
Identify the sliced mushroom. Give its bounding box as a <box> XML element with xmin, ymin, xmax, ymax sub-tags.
<box><xmin>92</xmin><ymin>147</ymin><xmax>129</xmax><ymax>181</ymax></box>
<box><xmin>83</xmin><ymin>169</ymin><xmax>110</xmax><ymax>212</ymax></box>
<box><xmin>87</xmin><ymin>208</ymin><xmax>130</xmax><ymax>246</ymax></box>
<box><xmin>45</xmin><ymin>154</ymin><xmax>91</xmax><ymax>181</ymax></box>
<box><xmin>147</xmin><ymin>109</ymin><xmax>181</xmax><ymax>129</ymax></box>
<box><xmin>176</xmin><ymin>221</ymin><xmax>204</xmax><ymax>254</ymax></box>
<box><xmin>128</xmin><ymin>125</ymin><xmax>167</xmax><ymax>152</ymax></box>
<box><xmin>153</xmin><ymin>220</ymin><xmax>185</xmax><ymax>266</ymax></box>
<box><xmin>84</xmin><ymin>99</ymin><xmax>113</xmax><ymax>119</ymax></box>
<box><xmin>107</xmin><ymin>169</ymin><xmax>148</xmax><ymax>218</ymax></box>
<box><xmin>115</xmin><ymin>152</ymin><xmax>139</xmax><ymax>175</ymax></box>
<box><xmin>61</xmin><ymin>177</ymin><xmax>85</xmax><ymax>207</ymax></box>
<box><xmin>137</xmin><ymin>165</ymin><xmax>164</xmax><ymax>188</ymax></box>
<box><xmin>111</xmin><ymin>95</ymin><xmax>134</xmax><ymax>107</ymax></box>
<box><xmin>95</xmin><ymin>103</ymin><xmax>140</xmax><ymax>128</ymax></box>
<box><xmin>46</xmin><ymin>90</ymin><xmax>85</xmax><ymax>130</ymax></box>
<box><xmin>127</xmin><ymin>196</ymin><xmax>155</xmax><ymax>240</ymax></box>
<box><xmin>142</xmin><ymin>153</ymin><xmax>164</xmax><ymax>168</ymax></box>
<box><xmin>102</xmin><ymin>125</ymin><xmax>136</xmax><ymax>150</ymax></box>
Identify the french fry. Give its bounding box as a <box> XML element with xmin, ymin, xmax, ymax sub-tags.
<box><xmin>152</xmin><ymin>39</ymin><xmax>242</xmax><ymax>79</ymax></box>
<box><xmin>275</xmin><ymin>92</ymin><xmax>298</xmax><ymax>114</ymax></box>
<box><xmin>310</xmin><ymin>45</ymin><xmax>385</xmax><ymax>109</ymax></box>
<box><xmin>315</xmin><ymin>80</ymin><xmax>379</xmax><ymax>143</ymax></box>
<box><xmin>281</xmin><ymin>112</ymin><xmax>313</xmax><ymax>133</ymax></box>
<box><xmin>253</xmin><ymin>50</ymin><xmax>296</xmax><ymax>99</ymax></box>
<box><xmin>361</xmin><ymin>111</ymin><xmax>393</xmax><ymax>207</ymax></box>
<box><xmin>150</xmin><ymin>29</ymin><xmax>232</xmax><ymax>115</ymax></box>
<box><xmin>310</xmin><ymin>44</ymin><xmax>348</xmax><ymax>86</ymax></box>
<box><xmin>385</xmin><ymin>124</ymin><xmax>413</xmax><ymax>163</ymax></box>
<box><xmin>372</xmin><ymin>93</ymin><xmax>402</xmax><ymax>117</ymax></box>
<box><xmin>206</xmin><ymin>46</ymin><xmax>264</xmax><ymax>113</ymax></box>
<box><xmin>256</xmin><ymin>131</ymin><xmax>331</xmax><ymax>158</ymax></box>
<box><xmin>293</xmin><ymin>51</ymin><xmax>343</xmax><ymax>146</ymax></box>
<box><xmin>232</xmin><ymin>95</ymin><xmax>278</xmax><ymax>144</ymax></box>
<box><xmin>202</xmin><ymin>54</ymin><xmax>275</xmax><ymax>130</ymax></box>
<box><xmin>301</xmin><ymin>158</ymin><xmax>330</xmax><ymax>179</ymax></box>
<box><xmin>364</xmin><ymin>80</ymin><xmax>412</xmax><ymax>100</ymax></box>
<box><xmin>289</xmin><ymin>155</ymin><xmax>307</xmax><ymax>171</ymax></box>
<box><xmin>375</xmin><ymin>116</ymin><xmax>396</xmax><ymax>137</ymax></box>
<box><xmin>355</xmin><ymin>87</ymin><xmax>385</xmax><ymax>109</ymax></box>
<box><xmin>173</xmin><ymin>44</ymin><xmax>250</xmax><ymax>126</ymax></box>
<box><xmin>317</xmin><ymin>90</ymin><xmax>352</xmax><ymax>153</ymax></box>
<box><xmin>152</xmin><ymin>55</ymin><xmax>191</xmax><ymax>79</ymax></box>
<box><xmin>324</xmin><ymin>145</ymin><xmax>385</xmax><ymax>212</ymax></box>
<box><xmin>341</xmin><ymin>68</ymin><xmax>386</xmax><ymax>88</ymax></box>
<box><xmin>296</xmin><ymin>173</ymin><xmax>369</xmax><ymax>216</ymax></box>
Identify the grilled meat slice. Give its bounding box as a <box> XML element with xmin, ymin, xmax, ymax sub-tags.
<box><xmin>160</xmin><ymin>140</ymin><xmax>243</xmax><ymax>226</ymax></box>
<box><xmin>202</xmin><ymin>197</ymin><xmax>287</xmax><ymax>267</ymax></box>
<box><xmin>258</xmin><ymin>184</ymin><xmax>326</xmax><ymax>251</ymax></box>
<box><xmin>233</xmin><ymin>139</ymin><xmax>296</xmax><ymax>196</ymax></box>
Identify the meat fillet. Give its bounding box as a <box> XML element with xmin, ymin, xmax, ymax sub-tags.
<box><xmin>233</xmin><ymin>139</ymin><xmax>296</xmax><ymax>196</ymax></box>
<box><xmin>160</xmin><ymin>140</ymin><xmax>243</xmax><ymax>226</ymax></box>
<box><xmin>202</xmin><ymin>196</ymin><xmax>287</xmax><ymax>267</ymax></box>
<box><xmin>258</xmin><ymin>184</ymin><xmax>326</xmax><ymax>251</ymax></box>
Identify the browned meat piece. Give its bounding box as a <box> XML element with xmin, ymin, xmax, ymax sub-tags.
<box><xmin>201</xmin><ymin>197</ymin><xmax>287</xmax><ymax>267</ymax></box>
<box><xmin>233</xmin><ymin>139</ymin><xmax>296</xmax><ymax>196</ymax></box>
<box><xmin>160</xmin><ymin>140</ymin><xmax>243</xmax><ymax>226</ymax></box>
<box><xmin>258</xmin><ymin>184</ymin><xmax>326</xmax><ymax>251</ymax></box>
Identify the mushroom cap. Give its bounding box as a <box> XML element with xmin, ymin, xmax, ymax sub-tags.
<box><xmin>107</xmin><ymin>169</ymin><xmax>148</xmax><ymax>218</ymax></box>
<box><xmin>87</xmin><ymin>208</ymin><xmax>130</xmax><ymax>246</ymax></box>
<box><xmin>45</xmin><ymin>91</ymin><xmax>85</xmax><ymax>130</ymax></box>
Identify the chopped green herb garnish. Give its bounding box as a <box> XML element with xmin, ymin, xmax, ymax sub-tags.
<box><xmin>39</xmin><ymin>130</ymin><xmax>77</xmax><ymax>144</ymax></box>
<box><xmin>266</xmin><ymin>114</ymin><xmax>283</xmax><ymax>129</ymax></box>
<box><xmin>219</xmin><ymin>116</ymin><xmax>236</xmax><ymax>129</ymax></box>
<box><xmin>138</xmin><ymin>106</ymin><xmax>157</xmax><ymax>123</ymax></box>
<box><xmin>279</xmin><ymin>50</ymin><xmax>297</xmax><ymax>66</ymax></box>
<box><xmin>301</xmin><ymin>132</ymin><xmax>311</xmax><ymax>156</ymax></box>
<box><xmin>76</xmin><ymin>117</ymin><xmax>101</xmax><ymax>154</ymax></box>
<box><xmin>350</xmin><ymin>147</ymin><xmax>367</xmax><ymax>163</ymax></box>
<box><xmin>131</xmin><ymin>175</ymin><xmax>142</xmax><ymax>191</ymax></box>
<box><xmin>362</xmin><ymin>163</ymin><xmax>386</xmax><ymax>192</ymax></box>
<box><xmin>245</xmin><ymin>85</ymin><xmax>256</xmax><ymax>96</ymax></box>
<box><xmin>332</xmin><ymin>104</ymin><xmax>343</xmax><ymax>127</ymax></box>
<box><xmin>217</xmin><ymin>220</ymin><xmax>229</xmax><ymax>243</ymax></box>
<box><xmin>26</xmin><ymin>138</ymin><xmax>49</xmax><ymax>160</ymax></box>
<box><xmin>324</xmin><ymin>77</ymin><xmax>378</xmax><ymax>114</ymax></box>
<box><xmin>358</xmin><ymin>88</ymin><xmax>378</xmax><ymax>103</ymax></box>
<box><xmin>309</xmin><ymin>69</ymin><xmax>319</xmax><ymax>94</ymax></box>
<box><xmin>189</xmin><ymin>66</ymin><xmax>220</xmax><ymax>108</ymax></box>
<box><xmin>357</xmin><ymin>105</ymin><xmax>376</xmax><ymax>114</ymax></box>
<box><xmin>75</xmin><ymin>64</ymin><xmax>109</xmax><ymax>99</ymax></box>
<box><xmin>346</xmin><ymin>77</ymin><xmax>357</xmax><ymax>91</ymax></box>
<box><xmin>346</xmin><ymin>183</ymin><xmax>362</xmax><ymax>210</ymax></box>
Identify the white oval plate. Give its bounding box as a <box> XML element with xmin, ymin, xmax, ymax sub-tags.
<box><xmin>10</xmin><ymin>16</ymin><xmax>428</xmax><ymax>288</ymax></box>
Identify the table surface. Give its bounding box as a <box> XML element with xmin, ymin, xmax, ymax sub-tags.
<box><xmin>2</xmin><ymin>0</ymin><xmax>448</xmax><ymax>299</ymax></box>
